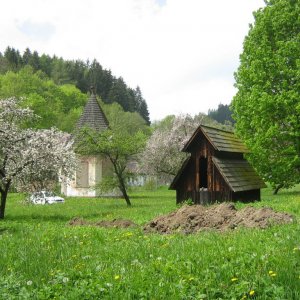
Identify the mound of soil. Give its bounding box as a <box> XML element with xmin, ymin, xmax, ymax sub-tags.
<box><xmin>143</xmin><ymin>203</ymin><xmax>294</xmax><ymax>234</ymax></box>
<box><xmin>68</xmin><ymin>217</ymin><xmax>137</xmax><ymax>228</ymax></box>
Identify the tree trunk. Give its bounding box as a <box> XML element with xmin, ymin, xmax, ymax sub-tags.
<box><xmin>0</xmin><ymin>190</ymin><xmax>8</xmax><ymax>219</ymax></box>
<box><xmin>118</xmin><ymin>178</ymin><xmax>131</xmax><ymax>206</ymax></box>
<box><xmin>117</xmin><ymin>171</ymin><xmax>131</xmax><ymax>206</ymax></box>
<box><xmin>273</xmin><ymin>184</ymin><xmax>283</xmax><ymax>195</ymax></box>
<box><xmin>120</xmin><ymin>186</ymin><xmax>131</xmax><ymax>206</ymax></box>
<box><xmin>110</xmin><ymin>159</ymin><xmax>132</xmax><ymax>206</ymax></box>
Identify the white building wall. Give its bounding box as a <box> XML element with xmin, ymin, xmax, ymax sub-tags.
<box><xmin>61</xmin><ymin>155</ymin><xmax>102</xmax><ymax>197</ymax></box>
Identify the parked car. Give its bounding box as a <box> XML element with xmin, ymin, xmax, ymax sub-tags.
<box><xmin>30</xmin><ymin>191</ymin><xmax>65</xmax><ymax>205</ymax></box>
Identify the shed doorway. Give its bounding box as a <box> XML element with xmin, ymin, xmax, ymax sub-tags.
<box><xmin>199</xmin><ymin>156</ymin><xmax>208</xmax><ymax>188</ymax></box>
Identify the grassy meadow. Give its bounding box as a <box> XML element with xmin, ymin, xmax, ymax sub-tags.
<box><xmin>0</xmin><ymin>186</ymin><xmax>300</xmax><ymax>299</ymax></box>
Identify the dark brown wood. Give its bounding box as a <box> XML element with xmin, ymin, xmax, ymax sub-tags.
<box><xmin>170</xmin><ymin>125</ymin><xmax>266</xmax><ymax>204</ymax></box>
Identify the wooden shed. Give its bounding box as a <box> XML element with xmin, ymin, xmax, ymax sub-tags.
<box><xmin>170</xmin><ymin>125</ymin><xmax>266</xmax><ymax>204</ymax></box>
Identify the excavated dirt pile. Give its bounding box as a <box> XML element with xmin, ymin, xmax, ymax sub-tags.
<box><xmin>69</xmin><ymin>217</ymin><xmax>137</xmax><ymax>228</ymax></box>
<box><xmin>143</xmin><ymin>203</ymin><xmax>294</xmax><ymax>234</ymax></box>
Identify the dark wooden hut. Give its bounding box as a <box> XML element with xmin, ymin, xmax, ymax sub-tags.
<box><xmin>170</xmin><ymin>125</ymin><xmax>266</xmax><ymax>204</ymax></box>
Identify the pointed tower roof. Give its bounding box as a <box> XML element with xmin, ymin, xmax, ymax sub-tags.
<box><xmin>77</xmin><ymin>86</ymin><xmax>109</xmax><ymax>131</ymax></box>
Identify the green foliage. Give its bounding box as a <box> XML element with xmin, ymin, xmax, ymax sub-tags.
<box><xmin>232</xmin><ymin>0</ymin><xmax>300</xmax><ymax>192</ymax></box>
<box><xmin>208</xmin><ymin>103</ymin><xmax>234</xmax><ymax>125</ymax></box>
<box><xmin>0</xmin><ymin>46</ymin><xmax>151</xmax><ymax>124</ymax></box>
<box><xmin>102</xmin><ymin>101</ymin><xmax>151</xmax><ymax>136</ymax></box>
<box><xmin>178</xmin><ymin>198</ymin><xmax>194</xmax><ymax>207</ymax></box>
<box><xmin>0</xmin><ymin>66</ymin><xmax>86</xmax><ymax>132</ymax></box>
<box><xmin>76</xmin><ymin>103</ymin><xmax>148</xmax><ymax>205</ymax></box>
<box><xmin>0</xmin><ymin>186</ymin><xmax>300</xmax><ymax>299</ymax></box>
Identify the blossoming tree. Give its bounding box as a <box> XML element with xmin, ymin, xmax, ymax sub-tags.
<box><xmin>140</xmin><ymin>114</ymin><xmax>230</xmax><ymax>180</ymax></box>
<box><xmin>0</xmin><ymin>98</ymin><xmax>76</xmax><ymax>219</ymax></box>
<box><xmin>140</xmin><ymin>115</ymin><xmax>196</xmax><ymax>178</ymax></box>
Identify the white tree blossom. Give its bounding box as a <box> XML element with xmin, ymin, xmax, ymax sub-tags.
<box><xmin>0</xmin><ymin>98</ymin><xmax>76</xmax><ymax>219</ymax></box>
<box><xmin>140</xmin><ymin>114</ymin><xmax>199</xmax><ymax>178</ymax></box>
<box><xmin>140</xmin><ymin>113</ymin><xmax>228</xmax><ymax>179</ymax></box>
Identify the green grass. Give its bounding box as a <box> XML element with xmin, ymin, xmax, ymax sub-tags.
<box><xmin>0</xmin><ymin>186</ymin><xmax>300</xmax><ymax>299</ymax></box>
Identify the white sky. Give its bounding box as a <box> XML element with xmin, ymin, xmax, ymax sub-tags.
<box><xmin>0</xmin><ymin>0</ymin><xmax>265</xmax><ymax>121</ymax></box>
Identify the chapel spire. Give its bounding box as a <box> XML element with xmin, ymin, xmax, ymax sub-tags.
<box><xmin>77</xmin><ymin>86</ymin><xmax>109</xmax><ymax>131</ymax></box>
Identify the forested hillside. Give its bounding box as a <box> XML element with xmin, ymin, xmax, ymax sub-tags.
<box><xmin>207</xmin><ymin>103</ymin><xmax>234</xmax><ymax>125</ymax></box>
<box><xmin>0</xmin><ymin>46</ymin><xmax>150</xmax><ymax>124</ymax></box>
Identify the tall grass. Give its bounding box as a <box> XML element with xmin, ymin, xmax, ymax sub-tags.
<box><xmin>0</xmin><ymin>186</ymin><xmax>299</xmax><ymax>299</ymax></box>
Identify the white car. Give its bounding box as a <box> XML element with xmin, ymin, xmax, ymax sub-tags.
<box><xmin>30</xmin><ymin>191</ymin><xmax>65</xmax><ymax>205</ymax></box>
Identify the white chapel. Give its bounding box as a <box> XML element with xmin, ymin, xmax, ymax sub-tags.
<box><xmin>61</xmin><ymin>87</ymin><xmax>110</xmax><ymax>197</ymax></box>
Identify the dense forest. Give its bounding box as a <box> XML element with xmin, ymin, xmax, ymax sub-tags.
<box><xmin>207</xmin><ymin>103</ymin><xmax>234</xmax><ymax>125</ymax></box>
<box><xmin>0</xmin><ymin>46</ymin><xmax>150</xmax><ymax>124</ymax></box>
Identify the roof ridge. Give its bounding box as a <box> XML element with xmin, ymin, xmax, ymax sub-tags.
<box><xmin>200</xmin><ymin>124</ymin><xmax>234</xmax><ymax>134</ymax></box>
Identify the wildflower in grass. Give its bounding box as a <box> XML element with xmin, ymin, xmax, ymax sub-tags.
<box><xmin>124</xmin><ymin>232</ymin><xmax>133</xmax><ymax>237</ymax></box>
<box><xmin>249</xmin><ymin>290</ymin><xmax>255</xmax><ymax>296</ymax></box>
<box><xmin>26</xmin><ymin>280</ymin><xmax>33</xmax><ymax>286</ymax></box>
<box><xmin>268</xmin><ymin>270</ymin><xmax>277</xmax><ymax>277</ymax></box>
<box><xmin>63</xmin><ymin>277</ymin><xmax>69</xmax><ymax>283</ymax></box>
<box><xmin>131</xmin><ymin>259</ymin><xmax>140</xmax><ymax>266</ymax></box>
<box><xmin>231</xmin><ymin>277</ymin><xmax>238</xmax><ymax>282</ymax></box>
<box><xmin>114</xmin><ymin>275</ymin><xmax>120</xmax><ymax>280</ymax></box>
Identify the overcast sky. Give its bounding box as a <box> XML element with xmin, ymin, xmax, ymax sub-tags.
<box><xmin>1</xmin><ymin>0</ymin><xmax>265</xmax><ymax>121</ymax></box>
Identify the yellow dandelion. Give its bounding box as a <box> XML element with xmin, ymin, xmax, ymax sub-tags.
<box><xmin>268</xmin><ymin>270</ymin><xmax>277</xmax><ymax>277</ymax></box>
<box><xmin>249</xmin><ymin>290</ymin><xmax>255</xmax><ymax>296</ymax></box>
<box><xmin>114</xmin><ymin>275</ymin><xmax>120</xmax><ymax>280</ymax></box>
<box><xmin>231</xmin><ymin>277</ymin><xmax>238</xmax><ymax>282</ymax></box>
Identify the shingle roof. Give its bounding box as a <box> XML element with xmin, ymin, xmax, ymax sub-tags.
<box><xmin>212</xmin><ymin>157</ymin><xmax>266</xmax><ymax>192</ymax></box>
<box><xmin>77</xmin><ymin>90</ymin><xmax>109</xmax><ymax>132</ymax></box>
<box><xmin>183</xmin><ymin>125</ymin><xmax>249</xmax><ymax>153</ymax></box>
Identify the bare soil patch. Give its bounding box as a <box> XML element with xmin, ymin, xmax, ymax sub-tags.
<box><xmin>143</xmin><ymin>203</ymin><xmax>294</xmax><ymax>234</ymax></box>
<box><xmin>68</xmin><ymin>217</ymin><xmax>137</xmax><ymax>228</ymax></box>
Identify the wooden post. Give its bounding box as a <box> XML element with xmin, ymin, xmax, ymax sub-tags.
<box><xmin>195</xmin><ymin>152</ymin><xmax>199</xmax><ymax>191</ymax></box>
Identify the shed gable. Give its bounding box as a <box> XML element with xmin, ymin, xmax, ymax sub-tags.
<box><xmin>184</xmin><ymin>125</ymin><xmax>249</xmax><ymax>153</ymax></box>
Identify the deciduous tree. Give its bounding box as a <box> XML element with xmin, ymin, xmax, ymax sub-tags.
<box><xmin>0</xmin><ymin>98</ymin><xmax>76</xmax><ymax>219</ymax></box>
<box><xmin>77</xmin><ymin>103</ymin><xmax>148</xmax><ymax>206</ymax></box>
<box><xmin>140</xmin><ymin>114</ymin><xmax>230</xmax><ymax>180</ymax></box>
<box><xmin>232</xmin><ymin>0</ymin><xmax>300</xmax><ymax>193</ymax></box>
